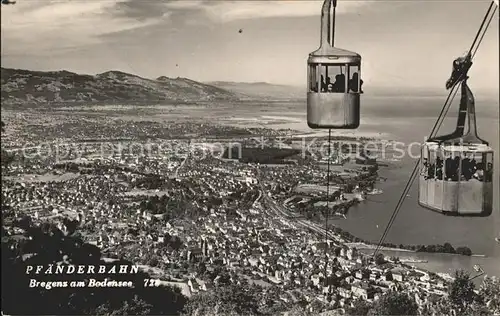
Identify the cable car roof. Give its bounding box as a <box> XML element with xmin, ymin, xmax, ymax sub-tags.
<box><xmin>308</xmin><ymin>46</ymin><xmax>361</xmax><ymax>64</ymax></box>
<box><xmin>424</xmin><ymin>141</ymin><xmax>493</xmax><ymax>153</ymax></box>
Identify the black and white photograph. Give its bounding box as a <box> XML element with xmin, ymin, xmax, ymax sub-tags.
<box><xmin>1</xmin><ymin>0</ymin><xmax>499</xmax><ymax>315</ymax></box>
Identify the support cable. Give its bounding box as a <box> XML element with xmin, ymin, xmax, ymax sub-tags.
<box><xmin>324</xmin><ymin>128</ymin><xmax>332</xmax><ymax>286</ymax></box>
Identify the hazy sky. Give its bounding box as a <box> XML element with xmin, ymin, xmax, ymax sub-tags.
<box><xmin>1</xmin><ymin>0</ymin><xmax>498</xmax><ymax>91</ymax></box>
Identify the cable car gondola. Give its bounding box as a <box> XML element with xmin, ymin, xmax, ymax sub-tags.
<box><xmin>369</xmin><ymin>0</ymin><xmax>497</xmax><ymax>259</ymax></box>
<box><xmin>307</xmin><ymin>0</ymin><xmax>362</xmax><ymax>129</ymax></box>
<box><xmin>418</xmin><ymin>56</ymin><xmax>494</xmax><ymax>217</ymax></box>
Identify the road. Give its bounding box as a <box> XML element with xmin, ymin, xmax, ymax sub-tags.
<box><xmin>256</xmin><ymin>168</ymin><xmax>343</xmax><ymax>244</ymax></box>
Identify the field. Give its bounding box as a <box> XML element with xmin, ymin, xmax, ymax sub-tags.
<box><xmin>295</xmin><ymin>184</ymin><xmax>341</xmax><ymax>194</ymax></box>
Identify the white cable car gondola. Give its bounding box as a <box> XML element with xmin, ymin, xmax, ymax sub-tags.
<box><xmin>418</xmin><ymin>55</ymin><xmax>494</xmax><ymax>217</ymax></box>
<box><xmin>307</xmin><ymin>0</ymin><xmax>362</xmax><ymax>129</ymax></box>
<box><xmin>371</xmin><ymin>0</ymin><xmax>498</xmax><ymax>258</ymax></box>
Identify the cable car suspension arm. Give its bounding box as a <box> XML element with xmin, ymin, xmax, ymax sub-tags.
<box><xmin>320</xmin><ymin>0</ymin><xmax>338</xmax><ymax>47</ymax></box>
<box><xmin>434</xmin><ymin>3</ymin><xmax>496</xmax><ymax>142</ymax></box>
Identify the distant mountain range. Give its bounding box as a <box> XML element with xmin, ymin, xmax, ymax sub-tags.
<box><xmin>1</xmin><ymin>67</ymin><xmax>495</xmax><ymax>106</ymax></box>
<box><xmin>207</xmin><ymin>81</ymin><xmax>306</xmax><ymax>100</ymax></box>
<box><xmin>0</xmin><ymin>67</ymin><xmax>239</xmax><ymax>106</ymax></box>
<box><xmin>207</xmin><ymin>81</ymin><xmax>483</xmax><ymax>99</ymax></box>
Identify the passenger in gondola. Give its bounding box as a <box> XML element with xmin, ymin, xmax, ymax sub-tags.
<box><xmin>321</xmin><ymin>75</ymin><xmax>327</xmax><ymax>92</ymax></box>
<box><xmin>326</xmin><ymin>76</ymin><xmax>333</xmax><ymax>92</ymax></box>
<box><xmin>349</xmin><ymin>73</ymin><xmax>358</xmax><ymax>92</ymax></box>
<box><xmin>436</xmin><ymin>166</ymin><xmax>443</xmax><ymax>180</ymax></box>
<box><xmin>332</xmin><ymin>74</ymin><xmax>340</xmax><ymax>92</ymax></box>
<box><xmin>428</xmin><ymin>163</ymin><xmax>435</xmax><ymax>179</ymax></box>
<box><xmin>445</xmin><ymin>156</ymin><xmax>454</xmax><ymax>180</ymax></box>
<box><xmin>451</xmin><ymin>156</ymin><xmax>460</xmax><ymax>181</ymax></box>
<box><xmin>312</xmin><ymin>80</ymin><xmax>318</xmax><ymax>92</ymax></box>
<box><xmin>485</xmin><ymin>162</ymin><xmax>493</xmax><ymax>182</ymax></box>
<box><xmin>436</xmin><ymin>157</ymin><xmax>443</xmax><ymax>180</ymax></box>
<box><xmin>468</xmin><ymin>156</ymin><xmax>477</xmax><ymax>179</ymax></box>
<box><xmin>461</xmin><ymin>156</ymin><xmax>471</xmax><ymax>180</ymax></box>
<box><xmin>349</xmin><ymin>72</ymin><xmax>363</xmax><ymax>93</ymax></box>
<box><xmin>333</xmin><ymin>74</ymin><xmax>346</xmax><ymax>92</ymax></box>
<box><xmin>339</xmin><ymin>73</ymin><xmax>346</xmax><ymax>92</ymax></box>
<box><xmin>473</xmin><ymin>162</ymin><xmax>484</xmax><ymax>181</ymax></box>
<box><xmin>422</xmin><ymin>158</ymin><xmax>428</xmax><ymax>177</ymax></box>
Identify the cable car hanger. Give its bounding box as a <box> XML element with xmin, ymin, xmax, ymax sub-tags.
<box><xmin>307</xmin><ymin>0</ymin><xmax>362</xmax><ymax>130</ymax></box>
<box><xmin>372</xmin><ymin>1</ymin><xmax>498</xmax><ymax>257</ymax></box>
<box><xmin>313</xmin><ymin>0</ymin><xmax>360</xmax><ymax>62</ymax></box>
<box><xmin>429</xmin><ymin>59</ymin><xmax>488</xmax><ymax>146</ymax></box>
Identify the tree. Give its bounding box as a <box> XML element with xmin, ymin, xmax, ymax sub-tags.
<box><xmin>1</xmin><ymin>222</ymin><xmax>187</xmax><ymax>315</ymax></box>
<box><xmin>16</xmin><ymin>215</ymin><xmax>33</xmax><ymax>230</ymax></box>
<box><xmin>196</xmin><ymin>261</ymin><xmax>207</xmax><ymax>276</ymax></box>
<box><xmin>94</xmin><ymin>295</ymin><xmax>153</xmax><ymax>316</ymax></box>
<box><xmin>443</xmin><ymin>242</ymin><xmax>455</xmax><ymax>253</ymax></box>
<box><xmin>477</xmin><ymin>276</ymin><xmax>500</xmax><ymax>315</ymax></box>
<box><xmin>369</xmin><ymin>291</ymin><xmax>418</xmax><ymax>315</ymax></box>
<box><xmin>374</xmin><ymin>253</ymin><xmax>385</xmax><ymax>265</ymax></box>
<box><xmin>422</xmin><ymin>274</ymin><xmax>498</xmax><ymax>316</ymax></box>
<box><xmin>347</xmin><ymin>299</ymin><xmax>373</xmax><ymax>316</ymax></box>
<box><xmin>285</xmin><ymin>305</ymin><xmax>314</xmax><ymax>316</ymax></box>
<box><xmin>420</xmin><ymin>295</ymin><xmax>449</xmax><ymax>315</ymax></box>
<box><xmin>62</xmin><ymin>218</ymin><xmax>78</xmax><ymax>235</ymax></box>
<box><xmin>1</xmin><ymin>121</ymin><xmax>14</xmax><ymax>167</ymax></box>
<box><xmin>148</xmin><ymin>256</ymin><xmax>159</xmax><ymax>267</ymax></box>
<box><xmin>385</xmin><ymin>271</ymin><xmax>393</xmax><ymax>281</ymax></box>
<box><xmin>449</xmin><ymin>270</ymin><xmax>475</xmax><ymax>313</ymax></box>
<box><xmin>345</xmin><ymin>183</ymin><xmax>354</xmax><ymax>193</ymax></box>
<box><xmin>308</xmin><ymin>299</ymin><xmax>326</xmax><ymax>313</ymax></box>
<box><xmin>182</xmin><ymin>283</ymin><xmax>261</xmax><ymax>316</ymax></box>
<box><xmin>456</xmin><ymin>246</ymin><xmax>472</xmax><ymax>256</ymax></box>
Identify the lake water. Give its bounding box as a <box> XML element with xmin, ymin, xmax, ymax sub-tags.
<box><xmin>218</xmin><ymin>94</ymin><xmax>500</xmax><ymax>277</ymax></box>
<box><xmin>15</xmin><ymin>94</ymin><xmax>497</xmax><ymax>277</ymax></box>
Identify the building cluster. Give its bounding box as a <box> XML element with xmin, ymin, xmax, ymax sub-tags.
<box><xmin>176</xmin><ymin>198</ymin><xmax>450</xmax><ymax>312</ymax></box>
<box><xmin>1</xmin><ymin>122</ymin><xmax>454</xmax><ymax>314</ymax></box>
